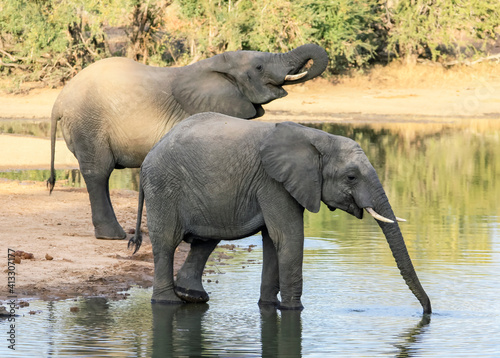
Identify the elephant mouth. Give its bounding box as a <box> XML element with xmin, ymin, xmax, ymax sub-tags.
<box><xmin>262</xmin><ymin>68</ymin><xmax>307</xmax><ymax>102</ymax></box>
<box><xmin>327</xmin><ymin>205</ymin><xmax>337</xmax><ymax>212</ymax></box>
<box><xmin>327</xmin><ymin>203</ymin><xmax>363</xmax><ymax>219</ymax></box>
<box><xmin>262</xmin><ymin>83</ymin><xmax>288</xmax><ymax>104</ymax></box>
<box><xmin>348</xmin><ymin>204</ymin><xmax>364</xmax><ymax>219</ymax></box>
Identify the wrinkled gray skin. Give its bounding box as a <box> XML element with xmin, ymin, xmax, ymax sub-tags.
<box><xmin>47</xmin><ymin>44</ymin><xmax>328</xmax><ymax>240</ymax></box>
<box><xmin>129</xmin><ymin>113</ymin><xmax>432</xmax><ymax>313</ymax></box>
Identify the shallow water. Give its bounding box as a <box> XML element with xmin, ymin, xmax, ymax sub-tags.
<box><xmin>0</xmin><ymin>119</ymin><xmax>59</xmax><ymax>138</ymax></box>
<box><xmin>0</xmin><ymin>167</ymin><xmax>140</xmax><ymax>191</ymax></box>
<box><xmin>1</xmin><ymin>119</ymin><xmax>499</xmax><ymax>357</ymax></box>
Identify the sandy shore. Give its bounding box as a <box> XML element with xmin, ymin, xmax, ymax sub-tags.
<box><xmin>1</xmin><ymin>75</ymin><xmax>500</xmax><ymax>121</ymax></box>
<box><xmin>1</xmin><ymin>67</ymin><xmax>499</xmax><ymax>302</ymax></box>
<box><xmin>1</xmin><ymin>179</ymin><xmax>175</xmax><ymax>301</ymax></box>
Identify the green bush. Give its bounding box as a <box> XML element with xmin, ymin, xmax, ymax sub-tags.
<box><xmin>0</xmin><ymin>0</ymin><xmax>170</xmax><ymax>86</ymax></box>
<box><xmin>177</xmin><ymin>0</ymin><xmax>310</xmax><ymax>55</ymax></box>
<box><xmin>176</xmin><ymin>0</ymin><xmax>384</xmax><ymax>72</ymax></box>
<box><xmin>0</xmin><ymin>0</ymin><xmax>111</xmax><ymax>86</ymax></box>
<box><xmin>303</xmin><ymin>0</ymin><xmax>385</xmax><ymax>72</ymax></box>
<box><xmin>386</xmin><ymin>0</ymin><xmax>500</xmax><ymax>62</ymax></box>
<box><xmin>1</xmin><ymin>0</ymin><xmax>499</xmax><ymax>87</ymax></box>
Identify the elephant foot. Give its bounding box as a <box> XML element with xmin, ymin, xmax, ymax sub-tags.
<box><xmin>278</xmin><ymin>300</ymin><xmax>304</xmax><ymax>311</ymax></box>
<box><xmin>258</xmin><ymin>299</ymin><xmax>280</xmax><ymax>307</ymax></box>
<box><xmin>152</xmin><ymin>291</ymin><xmax>185</xmax><ymax>304</ymax></box>
<box><xmin>151</xmin><ymin>298</ymin><xmax>185</xmax><ymax>305</ymax></box>
<box><xmin>94</xmin><ymin>224</ymin><xmax>126</xmax><ymax>240</ymax></box>
<box><xmin>175</xmin><ymin>286</ymin><xmax>209</xmax><ymax>303</ymax></box>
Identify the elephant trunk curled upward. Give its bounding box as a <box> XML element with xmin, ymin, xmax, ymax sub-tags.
<box><xmin>47</xmin><ymin>44</ymin><xmax>328</xmax><ymax>240</ymax></box>
<box><xmin>129</xmin><ymin>113</ymin><xmax>432</xmax><ymax>314</ymax></box>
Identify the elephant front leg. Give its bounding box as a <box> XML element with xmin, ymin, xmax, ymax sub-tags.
<box><xmin>269</xmin><ymin>231</ymin><xmax>304</xmax><ymax>311</ymax></box>
<box><xmin>277</xmin><ymin>245</ymin><xmax>304</xmax><ymax>310</ymax></box>
<box><xmin>175</xmin><ymin>238</ymin><xmax>220</xmax><ymax>303</ymax></box>
<box><xmin>80</xmin><ymin>163</ymin><xmax>126</xmax><ymax>240</ymax></box>
<box><xmin>259</xmin><ymin>229</ymin><xmax>280</xmax><ymax>307</ymax></box>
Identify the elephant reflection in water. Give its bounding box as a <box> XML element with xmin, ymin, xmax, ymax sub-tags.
<box><xmin>150</xmin><ymin>304</ymin><xmax>301</xmax><ymax>357</ymax></box>
<box><xmin>260</xmin><ymin>306</ymin><xmax>302</xmax><ymax>357</ymax></box>
<box><xmin>151</xmin><ymin>304</ymin><xmax>208</xmax><ymax>356</ymax></box>
<box><xmin>150</xmin><ymin>304</ymin><xmax>430</xmax><ymax>356</ymax></box>
<box><xmin>393</xmin><ymin>315</ymin><xmax>431</xmax><ymax>357</ymax></box>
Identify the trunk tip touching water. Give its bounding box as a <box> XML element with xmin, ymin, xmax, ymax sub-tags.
<box><xmin>422</xmin><ymin>296</ymin><xmax>432</xmax><ymax>315</ymax></box>
<box><xmin>380</xmin><ymin>220</ymin><xmax>432</xmax><ymax>315</ymax></box>
<box><xmin>371</xmin><ymin>191</ymin><xmax>432</xmax><ymax>315</ymax></box>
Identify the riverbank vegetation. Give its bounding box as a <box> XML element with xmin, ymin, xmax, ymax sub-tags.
<box><xmin>1</xmin><ymin>0</ymin><xmax>499</xmax><ymax>88</ymax></box>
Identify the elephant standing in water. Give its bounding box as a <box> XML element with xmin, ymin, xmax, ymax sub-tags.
<box><xmin>129</xmin><ymin>113</ymin><xmax>432</xmax><ymax>314</ymax></box>
<box><xmin>47</xmin><ymin>44</ymin><xmax>328</xmax><ymax>240</ymax></box>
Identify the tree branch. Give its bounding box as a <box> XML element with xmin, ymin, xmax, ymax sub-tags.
<box><xmin>0</xmin><ymin>49</ymin><xmax>16</xmax><ymax>62</ymax></box>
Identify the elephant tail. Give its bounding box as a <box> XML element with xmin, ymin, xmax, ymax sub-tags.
<box><xmin>128</xmin><ymin>181</ymin><xmax>144</xmax><ymax>254</ymax></box>
<box><xmin>47</xmin><ymin>104</ymin><xmax>60</xmax><ymax>194</ymax></box>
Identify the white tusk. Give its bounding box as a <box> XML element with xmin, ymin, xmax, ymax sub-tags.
<box><xmin>285</xmin><ymin>71</ymin><xmax>308</xmax><ymax>81</ymax></box>
<box><xmin>365</xmin><ymin>207</ymin><xmax>394</xmax><ymax>223</ymax></box>
<box><xmin>396</xmin><ymin>217</ymin><xmax>407</xmax><ymax>222</ymax></box>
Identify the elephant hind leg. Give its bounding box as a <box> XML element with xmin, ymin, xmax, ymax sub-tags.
<box><xmin>77</xmin><ymin>147</ymin><xmax>126</xmax><ymax>240</ymax></box>
<box><xmin>150</xmin><ymin>225</ymin><xmax>186</xmax><ymax>304</ymax></box>
<box><xmin>175</xmin><ymin>238</ymin><xmax>220</xmax><ymax>303</ymax></box>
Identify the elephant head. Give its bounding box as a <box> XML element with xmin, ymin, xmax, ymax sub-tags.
<box><xmin>260</xmin><ymin>122</ymin><xmax>432</xmax><ymax>314</ymax></box>
<box><xmin>173</xmin><ymin>44</ymin><xmax>328</xmax><ymax>119</ymax></box>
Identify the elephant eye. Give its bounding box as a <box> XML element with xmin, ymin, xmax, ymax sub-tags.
<box><xmin>256</xmin><ymin>64</ymin><xmax>263</xmax><ymax>72</ymax></box>
<box><xmin>347</xmin><ymin>175</ymin><xmax>356</xmax><ymax>181</ymax></box>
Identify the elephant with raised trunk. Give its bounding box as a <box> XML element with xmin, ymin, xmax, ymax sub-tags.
<box><xmin>47</xmin><ymin>44</ymin><xmax>328</xmax><ymax>240</ymax></box>
<box><xmin>129</xmin><ymin>113</ymin><xmax>432</xmax><ymax>314</ymax></box>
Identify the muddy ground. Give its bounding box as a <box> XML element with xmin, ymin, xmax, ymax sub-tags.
<box><xmin>1</xmin><ymin>65</ymin><xmax>499</xmax><ymax>302</ymax></box>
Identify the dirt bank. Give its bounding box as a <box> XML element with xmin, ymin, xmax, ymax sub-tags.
<box><xmin>0</xmin><ymin>179</ymin><xmax>168</xmax><ymax>301</ymax></box>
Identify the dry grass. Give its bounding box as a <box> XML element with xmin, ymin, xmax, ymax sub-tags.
<box><xmin>3</xmin><ymin>58</ymin><xmax>500</xmax><ymax>94</ymax></box>
<box><xmin>337</xmin><ymin>60</ymin><xmax>500</xmax><ymax>89</ymax></box>
<box><xmin>0</xmin><ymin>78</ymin><xmax>46</xmax><ymax>94</ymax></box>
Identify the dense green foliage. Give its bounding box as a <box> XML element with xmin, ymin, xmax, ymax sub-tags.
<box><xmin>1</xmin><ymin>0</ymin><xmax>499</xmax><ymax>86</ymax></box>
<box><xmin>386</xmin><ymin>0</ymin><xmax>500</xmax><ymax>61</ymax></box>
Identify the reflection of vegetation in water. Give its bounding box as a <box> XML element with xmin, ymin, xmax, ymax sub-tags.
<box><xmin>0</xmin><ymin>169</ymin><xmax>82</xmax><ymax>187</ymax></box>
<box><xmin>0</xmin><ymin>168</ymin><xmax>140</xmax><ymax>191</ymax></box>
<box><xmin>109</xmin><ymin>168</ymin><xmax>140</xmax><ymax>191</ymax></box>
<box><xmin>305</xmin><ymin>120</ymin><xmax>500</xmax><ymax>266</ymax></box>
<box><xmin>57</xmin><ymin>294</ymin><xmax>155</xmax><ymax>355</ymax></box>
<box><xmin>0</xmin><ymin>120</ymin><xmax>63</xmax><ymax>138</ymax></box>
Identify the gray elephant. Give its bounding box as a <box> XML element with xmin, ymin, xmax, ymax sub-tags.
<box><xmin>47</xmin><ymin>44</ymin><xmax>328</xmax><ymax>240</ymax></box>
<box><xmin>129</xmin><ymin>113</ymin><xmax>432</xmax><ymax>314</ymax></box>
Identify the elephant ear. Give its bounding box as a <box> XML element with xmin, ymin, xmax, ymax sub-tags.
<box><xmin>173</xmin><ymin>57</ymin><xmax>260</xmax><ymax>119</ymax></box>
<box><xmin>260</xmin><ymin>122</ymin><xmax>322</xmax><ymax>213</ymax></box>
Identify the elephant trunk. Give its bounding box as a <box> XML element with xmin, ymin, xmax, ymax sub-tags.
<box><xmin>371</xmin><ymin>185</ymin><xmax>432</xmax><ymax>315</ymax></box>
<box><xmin>280</xmin><ymin>44</ymin><xmax>329</xmax><ymax>85</ymax></box>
